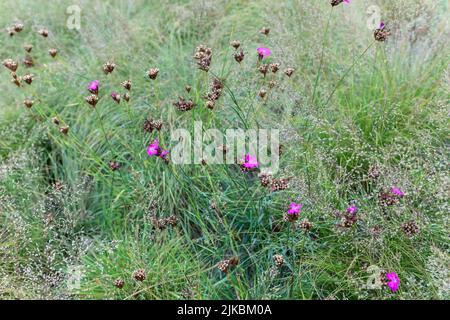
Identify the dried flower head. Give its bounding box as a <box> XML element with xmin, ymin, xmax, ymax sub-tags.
<box><xmin>113</xmin><ymin>278</ymin><xmax>124</xmax><ymax>289</ymax></box>
<box><xmin>194</xmin><ymin>45</ymin><xmax>212</xmax><ymax>72</ymax></box>
<box><xmin>206</xmin><ymin>100</ymin><xmax>215</xmax><ymax>109</ymax></box>
<box><xmin>234</xmin><ymin>50</ymin><xmax>245</xmax><ymax>64</ymax></box>
<box><xmin>60</xmin><ymin>126</ymin><xmax>70</xmax><ymax>135</ymax></box>
<box><xmin>111</xmin><ymin>92</ymin><xmax>121</xmax><ymax>103</ymax></box>
<box><xmin>270</xmin><ymin>178</ymin><xmax>289</xmax><ymax>192</ymax></box>
<box><xmin>3</xmin><ymin>59</ymin><xmax>18</xmax><ymax>72</ymax></box>
<box><xmin>258</xmin><ymin>64</ymin><xmax>269</xmax><ymax>77</ymax></box>
<box><xmin>270</xmin><ymin>63</ymin><xmax>280</xmax><ymax>73</ymax></box>
<box><xmin>6</xmin><ymin>27</ymin><xmax>15</xmax><ymax>37</ymax></box>
<box><xmin>23</xmin><ymin>99</ymin><xmax>34</xmax><ymax>109</ymax></box>
<box><xmin>299</xmin><ymin>218</ymin><xmax>313</xmax><ymax>231</ymax></box>
<box><xmin>185</xmin><ymin>85</ymin><xmax>192</xmax><ymax>93</ymax></box>
<box><xmin>173</xmin><ymin>96</ymin><xmax>195</xmax><ymax>111</ymax></box>
<box><xmin>284</xmin><ymin>68</ymin><xmax>295</xmax><ymax>77</ymax></box>
<box><xmin>103</xmin><ymin>61</ymin><xmax>116</xmax><ymax>74</ymax></box>
<box><xmin>143</xmin><ymin>118</ymin><xmax>163</xmax><ymax>133</ymax></box>
<box><xmin>217</xmin><ymin>257</ymin><xmax>238</xmax><ymax>273</ymax></box>
<box><xmin>258</xmin><ymin>88</ymin><xmax>267</xmax><ymax>98</ymax></box>
<box><xmin>147</xmin><ymin>68</ymin><xmax>159</xmax><ymax>80</ymax></box>
<box><xmin>374</xmin><ymin>22</ymin><xmax>390</xmax><ymax>42</ymax></box>
<box><xmin>121</xmin><ymin>80</ymin><xmax>132</xmax><ymax>90</ymax></box>
<box><xmin>259</xmin><ymin>173</ymin><xmax>272</xmax><ymax>187</ymax></box>
<box><xmin>23</xmin><ymin>55</ymin><xmax>34</xmax><ymax>68</ymax></box>
<box><xmin>38</xmin><ymin>28</ymin><xmax>49</xmax><ymax>37</ymax></box>
<box><xmin>52</xmin><ymin>117</ymin><xmax>60</xmax><ymax>125</ymax></box>
<box><xmin>85</xmin><ymin>94</ymin><xmax>99</xmax><ymax>107</ymax></box>
<box><xmin>273</xmin><ymin>254</ymin><xmax>284</xmax><ymax>267</ymax></box>
<box><xmin>48</xmin><ymin>48</ymin><xmax>58</xmax><ymax>58</ymax></box>
<box><xmin>132</xmin><ymin>269</ymin><xmax>146</xmax><ymax>282</ymax></box>
<box><xmin>402</xmin><ymin>220</ymin><xmax>420</xmax><ymax>237</ymax></box>
<box><xmin>230</xmin><ymin>40</ymin><xmax>241</xmax><ymax>49</ymax></box>
<box><xmin>123</xmin><ymin>92</ymin><xmax>130</xmax><ymax>102</ymax></box>
<box><xmin>13</xmin><ymin>23</ymin><xmax>23</xmax><ymax>32</ymax></box>
<box><xmin>23</xmin><ymin>74</ymin><xmax>34</xmax><ymax>85</ymax></box>
<box><xmin>260</xmin><ymin>27</ymin><xmax>270</xmax><ymax>36</ymax></box>
<box><xmin>24</xmin><ymin>44</ymin><xmax>33</xmax><ymax>52</ymax></box>
<box><xmin>268</xmin><ymin>80</ymin><xmax>277</xmax><ymax>89</ymax></box>
<box><xmin>109</xmin><ymin>161</ymin><xmax>121</xmax><ymax>171</ymax></box>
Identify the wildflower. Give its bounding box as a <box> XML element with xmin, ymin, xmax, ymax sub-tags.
<box><xmin>23</xmin><ymin>99</ymin><xmax>34</xmax><ymax>109</ymax></box>
<box><xmin>270</xmin><ymin>63</ymin><xmax>280</xmax><ymax>73</ymax></box>
<box><xmin>339</xmin><ymin>210</ymin><xmax>358</xmax><ymax>228</ymax></box>
<box><xmin>260</xmin><ymin>27</ymin><xmax>270</xmax><ymax>36</ymax></box>
<box><xmin>13</xmin><ymin>23</ymin><xmax>24</xmax><ymax>33</ymax></box>
<box><xmin>3</xmin><ymin>59</ymin><xmax>18</xmax><ymax>72</ymax></box>
<box><xmin>270</xmin><ymin>178</ymin><xmax>289</xmax><ymax>192</ymax></box>
<box><xmin>194</xmin><ymin>45</ymin><xmax>212</xmax><ymax>72</ymax></box>
<box><xmin>23</xmin><ymin>74</ymin><xmax>34</xmax><ymax>85</ymax></box>
<box><xmin>109</xmin><ymin>161</ymin><xmax>121</xmax><ymax>171</ymax></box>
<box><xmin>185</xmin><ymin>85</ymin><xmax>192</xmax><ymax>93</ymax></box>
<box><xmin>206</xmin><ymin>100</ymin><xmax>215</xmax><ymax>109</ymax></box>
<box><xmin>230</xmin><ymin>40</ymin><xmax>241</xmax><ymax>49</ymax></box>
<box><xmin>24</xmin><ymin>44</ymin><xmax>33</xmax><ymax>52</ymax></box>
<box><xmin>146</xmin><ymin>139</ymin><xmax>160</xmax><ymax>156</ymax></box>
<box><xmin>123</xmin><ymin>92</ymin><xmax>130</xmax><ymax>102</ymax></box>
<box><xmin>217</xmin><ymin>257</ymin><xmax>238</xmax><ymax>273</ymax></box>
<box><xmin>38</xmin><ymin>28</ymin><xmax>49</xmax><ymax>37</ymax></box>
<box><xmin>85</xmin><ymin>94</ymin><xmax>99</xmax><ymax>107</ymax></box>
<box><xmin>121</xmin><ymin>80</ymin><xmax>131</xmax><ymax>90</ymax></box>
<box><xmin>111</xmin><ymin>92</ymin><xmax>121</xmax><ymax>103</ymax></box>
<box><xmin>59</xmin><ymin>126</ymin><xmax>70</xmax><ymax>135</ymax></box>
<box><xmin>113</xmin><ymin>278</ymin><xmax>124</xmax><ymax>289</ymax></box>
<box><xmin>234</xmin><ymin>50</ymin><xmax>245</xmax><ymax>64</ymax></box>
<box><xmin>331</xmin><ymin>0</ymin><xmax>350</xmax><ymax>6</ymax></box>
<box><xmin>132</xmin><ymin>269</ymin><xmax>146</xmax><ymax>282</ymax></box>
<box><xmin>259</xmin><ymin>173</ymin><xmax>272</xmax><ymax>187</ymax></box>
<box><xmin>288</xmin><ymin>202</ymin><xmax>302</xmax><ymax>215</ymax></box>
<box><xmin>299</xmin><ymin>218</ymin><xmax>313</xmax><ymax>231</ymax></box>
<box><xmin>173</xmin><ymin>96</ymin><xmax>195</xmax><ymax>111</ymax></box>
<box><xmin>374</xmin><ymin>21</ymin><xmax>390</xmax><ymax>42</ymax></box>
<box><xmin>257</xmin><ymin>47</ymin><xmax>271</xmax><ymax>60</ymax></box>
<box><xmin>402</xmin><ymin>220</ymin><xmax>420</xmax><ymax>237</ymax></box>
<box><xmin>273</xmin><ymin>254</ymin><xmax>284</xmax><ymax>267</ymax></box>
<box><xmin>103</xmin><ymin>61</ymin><xmax>116</xmax><ymax>74</ymax></box>
<box><xmin>258</xmin><ymin>64</ymin><xmax>269</xmax><ymax>77</ymax></box>
<box><xmin>284</xmin><ymin>67</ymin><xmax>295</xmax><ymax>77</ymax></box>
<box><xmin>51</xmin><ymin>117</ymin><xmax>60</xmax><ymax>125</ymax></box>
<box><xmin>241</xmin><ymin>154</ymin><xmax>259</xmax><ymax>170</ymax></box>
<box><xmin>87</xmin><ymin>80</ymin><xmax>99</xmax><ymax>94</ymax></box>
<box><xmin>386</xmin><ymin>272</ymin><xmax>400</xmax><ymax>292</ymax></box>
<box><xmin>258</xmin><ymin>88</ymin><xmax>267</xmax><ymax>98</ymax></box>
<box><xmin>390</xmin><ymin>187</ymin><xmax>405</xmax><ymax>198</ymax></box>
<box><xmin>49</xmin><ymin>48</ymin><xmax>58</xmax><ymax>58</ymax></box>
<box><xmin>23</xmin><ymin>55</ymin><xmax>34</xmax><ymax>68</ymax></box>
<box><xmin>147</xmin><ymin>68</ymin><xmax>159</xmax><ymax>80</ymax></box>
<box><xmin>346</xmin><ymin>205</ymin><xmax>358</xmax><ymax>214</ymax></box>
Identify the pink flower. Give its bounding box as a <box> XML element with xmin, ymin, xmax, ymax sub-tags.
<box><xmin>160</xmin><ymin>150</ymin><xmax>169</xmax><ymax>159</ymax></box>
<box><xmin>386</xmin><ymin>272</ymin><xmax>400</xmax><ymax>292</ymax></box>
<box><xmin>346</xmin><ymin>205</ymin><xmax>358</xmax><ymax>214</ymax></box>
<box><xmin>242</xmin><ymin>154</ymin><xmax>258</xmax><ymax>169</ymax></box>
<box><xmin>391</xmin><ymin>187</ymin><xmax>405</xmax><ymax>198</ymax></box>
<box><xmin>343</xmin><ymin>0</ymin><xmax>351</xmax><ymax>4</ymax></box>
<box><xmin>379</xmin><ymin>21</ymin><xmax>385</xmax><ymax>29</ymax></box>
<box><xmin>257</xmin><ymin>47</ymin><xmax>271</xmax><ymax>59</ymax></box>
<box><xmin>146</xmin><ymin>139</ymin><xmax>160</xmax><ymax>157</ymax></box>
<box><xmin>288</xmin><ymin>202</ymin><xmax>302</xmax><ymax>215</ymax></box>
<box><xmin>87</xmin><ymin>80</ymin><xmax>99</xmax><ymax>94</ymax></box>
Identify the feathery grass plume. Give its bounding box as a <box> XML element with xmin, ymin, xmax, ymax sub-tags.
<box><xmin>85</xmin><ymin>94</ymin><xmax>99</xmax><ymax>107</ymax></box>
<box><xmin>147</xmin><ymin>68</ymin><xmax>159</xmax><ymax>80</ymax></box>
<box><xmin>103</xmin><ymin>61</ymin><xmax>116</xmax><ymax>74</ymax></box>
<box><xmin>234</xmin><ymin>50</ymin><xmax>245</xmax><ymax>64</ymax></box>
<box><xmin>48</xmin><ymin>48</ymin><xmax>58</xmax><ymax>58</ymax></box>
<box><xmin>230</xmin><ymin>40</ymin><xmax>241</xmax><ymax>49</ymax></box>
<box><xmin>284</xmin><ymin>67</ymin><xmax>295</xmax><ymax>77</ymax></box>
<box><xmin>374</xmin><ymin>22</ymin><xmax>390</xmax><ymax>42</ymax></box>
<box><xmin>22</xmin><ymin>74</ymin><xmax>33</xmax><ymax>85</ymax></box>
<box><xmin>260</xmin><ymin>27</ymin><xmax>270</xmax><ymax>36</ymax></box>
<box><xmin>132</xmin><ymin>269</ymin><xmax>146</xmax><ymax>281</ymax></box>
<box><xmin>173</xmin><ymin>96</ymin><xmax>195</xmax><ymax>111</ymax></box>
<box><xmin>3</xmin><ymin>59</ymin><xmax>18</xmax><ymax>72</ymax></box>
<box><xmin>38</xmin><ymin>28</ymin><xmax>49</xmax><ymax>37</ymax></box>
<box><xmin>59</xmin><ymin>126</ymin><xmax>69</xmax><ymax>135</ymax></box>
<box><xmin>402</xmin><ymin>220</ymin><xmax>420</xmax><ymax>237</ymax></box>
<box><xmin>23</xmin><ymin>99</ymin><xmax>34</xmax><ymax>109</ymax></box>
<box><xmin>111</xmin><ymin>92</ymin><xmax>121</xmax><ymax>103</ymax></box>
<box><xmin>193</xmin><ymin>45</ymin><xmax>212</xmax><ymax>72</ymax></box>
<box><xmin>273</xmin><ymin>254</ymin><xmax>284</xmax><ymax>267</ymax></box>
<box><xmin>121</xmin><ymin>80</ymin><xmax>131</xmax><ymax>90</ymax></box>
<box><xmin>23</xmin><ymin>44</ymin><xmax>33</xmax><ymax>52</ymax></box>
<box><xmin>113</xmin><ymin>278</ymin><xmax>124</xmax><ymax>289</ymax></box>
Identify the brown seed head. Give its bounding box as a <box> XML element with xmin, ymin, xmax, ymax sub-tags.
<box><xmin>123</xmin><ymin>92</ymin><xmax>130</xmax><ymax>102</ymax></box>
<box><xmin>52</xmin><ymin>117</ymin><xmax>60</xmax><ymax>125</ymax></box>
<box><xmin>147</xmin><ymin>68</ymin><xmax>159</xmax><ymax>80</ymax></box>
<box><xmin>185</xmin><ymin>85</ymin><xmax>192</xmax><ymax>93</ymax></box>
<box><xmin>103</xmin><ymin>61</ymin><xmax>116</xmax><ymax>74</ymax></box>
<box><xmin>121</xmin><ymin>80</ymin><xmax>132</xmax><ymax>90</ymax></box>
<box><xmin>273</xmin><ymin>254</ymin><xmax>284</xmax><ymax>267</ymax></box>
<box><xmin>284</xmin><ymin>68</ymin><xmax>295</xmax><ymax>77</ymax></box>
<box><xmin>24</xmin><ymin>44</ymin><xmax>33</xmax><ymax>52</ymax></box>
<box><xmin>3</xmin><ymin>59</ymin><xmax>18</xmax><ymax>72</ymax></box>
<box><xmin>132</xmin><ymin>269</ymin><xmax>146</xmax><ymax>282</ymax></box>
<box><xmin>230</xmin><ymin>40</ymin><xmax>241</xmax><ymax>49</ymax></box>
<box><xmin>258</xmin><ymin>88</ymin><xmax>267</xmax><ymax>98</ymax></box>
<box><xmin>23</xmin><ymin>99</ymin><xmax>34</xmax><ymax>108</ymax></box>
<box><xmin>234</xmin><ymin>50</ymin><xmax>245</xmax><ymax>64</ymax></box>
<box><xmin>38</xmin><ymin>28</ymin><xmax>49</xmax><ymax>37</ymax></box>
<box><xmin>60</xmin><ymin>126</ymin><xmax>70</xmax><ymax>135</ymax></box>
<box><xmin>270</xmin><ymin>63</ymin><xmax>280</xmax><ymax>73</ymax></box>
<box><xmin>85</xmin><ymin>94</ymin><xmax>99</xmax><ymax>107</ymax></box>
<box><xmin>260</xmin><ymin>27</ymin><xmax>270</xmax><ymax>36</ymax></box>
<box><xmin>49</xmin><ymin>48</ymin><xmax>58</xmax><ymax>58</ymax></box>
<box><xmin>23</xmin><ymin>74</ymin><xmax>34</xmax><ymax>85</ymax></box>
<box><xmin>113</xmin><ymin>278</ymin><xmax>124</xmax><ymax>289</ymax></box>
<box><xmin>13</xmin><ymin>23</ymin><xmax>24</xmax><ymax>33</ymax></box>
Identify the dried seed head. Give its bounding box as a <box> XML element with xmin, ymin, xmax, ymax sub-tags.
<box><xmin>85</xmin><ymin>94</ymin><xmax>99</xmax><ymax>107</ymax></box>
<box><xmin>402</xmin><ymin>220</ymin><xmax>420</xmax><ymax>237</ymax></box>
<box><xmin>258</xmin><ymin>88</ymin><xmax>267</xmax><ymax>98</ymax></box>
<box><xmin>103</xmin><ymin>61</ymin><xmax>116</xmax><ymax>74</ymax></box>
<box><xmin>259</xmin><ymin>173</ymin><xmax>272</xmax><ymax>187</ymax></box>
<box><xmin>52</xmin><ymin>117</ymin><xmax>60</xmax><ymax>125</ymax></box>
<box><xmin>270</xmin><ymin>63</ymin><xmax>280</xmax><ymax>73</ymax></box>
<box><xmin>368</xmin><ymin>165</ymin><xmax>381</xmax><ymax>180</ymax></box>
<box><xmin>13</xmin><ymin>23</ymin><xmax>24</xmax><ymax>33</ymax></box>
<box><xmin>270</xmin><ymin>178</ymin><xmax>289</xmax><ymax>192</ymax></box>
<box><xmin>24</xmin><ymin>44</ymin><xmax>33</xmax><ymax>52</ymax></box>
<box><xmin>111</xmin><ymin>92</ymin><xmax>121</xmax><ymax>103</ymax></box>
<box><xmin>132</xmin><ymin>269</ymin><xmax>146</xmax><ymax>282</ymax></box>
<box><xmin>217</xmin><ymin>260</ymin><xmax>230</xmax><ymax>273</ymax></box>
<box><xmin>273</xmin><ymin>254</ymin><xmax>284</xmax><ymax>267</ymax></box>
<box><xmin>194</xmin><ymin>45</ymin><xmax>212</xmax><ymax>72</ymax></box>
<box><xmin>123</xmin><ymin>92</ymin><xmax>130</xmax><ymax>102</ymax></box>
<box><xmin>49</xmin><ymin>48</ymin><xmax>58</xmax><ymax>58</ymax></box>
<box><xmin>6</xmin><ymin>27</ymin><xmax>15</xmax><ymax>37</ymax></box>
<box><xmin>23</xmin><ymin>55</ymin><xmax>34</xmax><ymax>68</ymax></box>
<box><xmin>299</xmin><ymin>218</ymin><xmax>313</xmax><ymax>231</ymax></box>
<box><xmin>121</xmin><ymin>80</ymin><xmax>132</xmax><ymax>90</ymax></box>
<box><xmin>23</xmin><ymin>99</ymin><xmax>34</xmax><ymax>108</ymax></box>
<box><xmin>166</xmin><ymin>215</ymin><xmax>178</xmax><ymax>227</ymax></box>
<box><xmin>268</xmin><ymin>80</ymin><xmax>277</xmax><ymax>89</ymax></box>
<box><xmin>109</xmin><ymin>161</ymin><xmax>121</xmax><ymax>171</ymax></box>
<box><xmin>206</xmin><ymin>100</ymin><xmax>215</xmax><ymax>109</ymax></box>
<box><xmin>258</xmin><ymin>64</ymin><xmax>269</xmax><ymax>77</ymax></box>
<box><xmin>283</xmin><ymin>212</ymin><xmax>299</xmax><ymax>223</ymax></box>
<box><xmin>331</xmin><ymin>0</ymin><xmax>345</xmax><ymax>6</ymax></box>
<box><xmin>230</xmin><ymin>40</ymin><xmax>241</xmax><ymax>49</ymax></box>
<box><xmin>23</xmin><ymin>74</ymin><xmax>34</xmax><ymax>85</ymax></box>
<box><xmin>378</xmin><ymin>192</ymin><xmax>399</xmax><ymax>207</ymax></box>
<box><xmin>173</xmin><ymin>96</ymin><xmax>195</xmax><ymax>111</ymax></box>
<box><xmin>374</xmin><ymin>27</ymin><xmax>390</xmax><ymax>42</ymax></box>
<box><xmin>38</xmin><ymin>28</ymin><xmax>49</xmax><ymax>37</ymax></box>
<box><xmin>234</xmin><ymin>50</ymin><xmax>245</xmax><ymax>64</ymax></box>
<box><xmin>147</xmin><ymin>68</ymin><xmax>159</xmax><ymax>80</ymax></box>
<box><xmin>284</xmin><ymin>68</ymin><xmax>295</xmax><ymax>77</ymax></box>
<box><xmin>113</xmin><ymin>278</ymin><xmax>124</xmax><ymax>289</ymax></box>
<box><xmin>3</xmin><ymin>59</ymin><xmax>18</xmax><ymax>72</ymax></box>
<box><xmin>60</xmin><ymin>126</ymin><xmax>70</xmax><ymax>135</ymax></box>
<box><xmin>185</xmin><ymin>85</ymin><xmax>192</xmax><ymax>93</ymax></box>
<box><xmin>143</xmin><ymin>118</ymin><xmax>163</xmax><ymax>133</ymax></box>
<box><xmin>260</xmin><ymin>27</ymin><xmax>270</xmax><ymax>36</ymax></box>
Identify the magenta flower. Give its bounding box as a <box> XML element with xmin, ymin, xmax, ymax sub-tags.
<box><xmin>146</xmin><ymin>139</ymin><xmax>159</xmax><ymax>157</ymax></box>
<box><xmin>343</xmin><ymin>0</ymin><xmax>351</xmax><ymax>4</ymax></box>
<box><xmin>391</xmin><ymin>187</ymin><xmax>405</xmax><ymax>198</ymax></box>
<box><xmin>242</xmin><ymin>154</ymin><xmax>259</xmax><ymax>169</ymax></box>
<box><xmin>87</xmin><ymin>80</ymin><xmax>99</xmax><ymax>94</ymax></box>
<box><xmin>160</xmin><ymin>150</ymin><xmax>169</xmax><ymax>159</ymax></box>
<box><xmin>257</xmin><ymin>47</ymin><xmax>271</xmax><ymax>59</ymax></box>
<box><xmin>379</xmin><ymin>21</ymin><xmax>385</xmax><ymax>29</ymax></box>
<box><xmin>346</xmin><ymin>205</ymin><xmax>358</xmax><ymax>214</ymax></box>
<box><xmin>288</xmin><ymin>202</ymin><xmax>302</xmax><ymax>215</ymax></box>
<box><xmin>386</xmin><ymin>272</ymin><xmax>400</xmax><ymax>292</ymax></box>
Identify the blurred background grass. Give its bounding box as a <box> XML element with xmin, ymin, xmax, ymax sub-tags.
<box><xmin>0</xmin><ymin>0</ymin><xmax>449</xmax><ymax>299</ymax></box>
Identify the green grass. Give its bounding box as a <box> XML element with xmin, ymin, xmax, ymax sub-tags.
<box><xmin>0</xmin><ymin>0</ymin><xmax>449</xmax><ymax>300</ymax></box>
